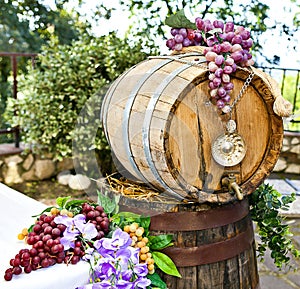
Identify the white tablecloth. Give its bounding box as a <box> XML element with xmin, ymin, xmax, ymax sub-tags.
<box><xmin>0</xmin><ymin>182</ymin><xmax>90</xmax><ymax>289</ymax></box>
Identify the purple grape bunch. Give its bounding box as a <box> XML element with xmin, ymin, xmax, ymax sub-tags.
<box><xmin>4</xmin><ymin>203</ymin><xmax>109</xmax><ymax>282</ymax></box>
<box><xmin>166</xmin><ymin>18</ymin><xmax>254</xmax><ymax>109</ymax></box>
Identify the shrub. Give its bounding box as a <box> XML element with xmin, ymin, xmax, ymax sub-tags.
<box><xmin>5</xmin><ymin>32</ymin><xmax>155</xmax><ymax>175</ymax></box>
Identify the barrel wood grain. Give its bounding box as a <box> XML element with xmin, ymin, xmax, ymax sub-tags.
<box><xmin>101</xmin><ymin>53</ymin><xmax>283</xmax><ymax>203</ymax></box>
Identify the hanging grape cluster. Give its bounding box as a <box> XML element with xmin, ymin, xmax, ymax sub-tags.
<box><xmin>166</xmin><ymin>18</ymin><xmax>254</xmax><ymax>110</ymax></box>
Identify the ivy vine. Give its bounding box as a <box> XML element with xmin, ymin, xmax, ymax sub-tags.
<box><xmin>249</xmin><ymin>183</ymin><xmax>300</xmax><ymax>270</ymax></box>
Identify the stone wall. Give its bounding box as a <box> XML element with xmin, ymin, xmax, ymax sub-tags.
<box><xmin>0</xmin><ymin>131</ymin><xmax>299</xmax><ymax>185</ymax></box>
<box><xmin>0</xmin><ymin>149</ymin><xmax>74</xmax><ymax>185</ymax></box>
<box><xmin>273</xmin><ymin>131</ymin><xmax>300</xmax><ymax>175</ymax></box>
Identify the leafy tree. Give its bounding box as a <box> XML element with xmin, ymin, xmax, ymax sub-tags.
<box><xmin>115</xmin><ymin>0</ymin><xmax>299</xmax><ymax>65</ymax></box>
<box><xmin>0</xmin><ymin>0</ymin><xmax>86</xmax><ymax>142</ymax></box>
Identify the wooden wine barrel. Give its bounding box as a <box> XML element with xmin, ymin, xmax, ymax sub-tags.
<box><xmin>102</xmin><ymin>187</ymin><xmax>260</xmax><ymax>289</ymax></box>
<box><xmin>101</xmin><ymin>50</ymin><xmax>283</xmax><ymax>203</ymax></box>
<box><xmin>150</xmin><ymin>199</ymin><xmax>260</xmax><ymax>289</ymax></box>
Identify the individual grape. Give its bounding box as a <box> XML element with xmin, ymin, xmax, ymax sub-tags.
<box><xmin>24</xmin><ymin>265</ymin><xmax>32</xmax><ymax>274</ymax></box>
<box><xmin>205</xmin><ymin>51</ymin><xmax>217</xmax><ymax>62</ymax></box>
<box><xmin>216</xmin><ymin>99</ymin><xmax>225</xmax><ymax>109</ymax></box>
<box><xmin>187</xmin><ymin>29</ymin><xmax>195</xmax><ymax>40</ymax></box>
<box><xmin>182</xmin><ymin>38</ymin><xmax>192</xmax><ymax>47</ymax></box>
<box><xmin>50</xmin><ymin>207</ymin><xmax>60</xmax><ymax>216</ymax></box>
<box><xmin>221</xmin><ymin>41</ymin><xmax>232</xmax><ymax>53</ymax></box>
<box><xmin>242</xmin><ymin>39</ymin><xmax>253</xmax><ymax>49</ymax></box>
<box><xmin>212</xmin><ymin>44</ymin><xmax>222</xmax><ymax>54</ymax></box>
<box><xmin>136</xmin><ymin>227</ymin><xmax>144</xmax><ymax>237</ymax></box>
<box><xmin>232</xmin><ymin>35</ymin><xmax>242</xmax><ymax>45</ymax></box>
<box><xmin>206</xmin><ymin>36</ymin><xmax>218</xmax><ymax>47</ymax></box>
<box><xmin>174</xmin><ymin>43</ymin><xmax>183</xmax><ymax>51</ymax></box>
<box><xmin>208</xmin><ymin>62</ymin><xmax>218</xmax><ymax>72</ymax></box>
<box><xmin>224</xmin><ymin>21</ymin><xmax>234</xmax><ymax>33</ymax></box>
<box><xmin>215</xmin><ymin>68</ymin><xmax>223</xmax><ymax>78</ymax></box>
<box><xmin>213</xmin><ymin>77</ymin><xmax>222</xmax><ymax>87</ymax></box>
<box><xmin>33</xmin><ymin>224</ymin><xmax>42</xmax><ymax>234</ymax></box>
<box><xmin>222</xmin><ymin>94</ymin><xmax>231</xmax><ymax>103</ymax></box>
<box><xmin>222</xmin><ymin>74</ymin><xmax>230</xmax><ymax>83</ymax></box>
<box><xmin>174</xmin><ymin>34</ymin><xmax>184</xmax><ymax>43</ymax></box>
<box><xmin>218</xmin><ymin>87</ymin><xmax>227</xmax><ymax>97</ymax></box>
<box><xmin>215</xmin><ymin>55</ymin><xmax>224</xmax><ymax>66</ymax></box>
<box><xmin>13</xmin><ymin>266</ymin><xmax>22</xmax><ymax>275</ymax></box>
<box><xmin>231</xmin><ymin>43</ymin><xmax>243</xmax><ymax>53</ymax></box>
<box><xmin>208</xmin><ymin>81</ymin><xmax>216</xmax><ymax>89</ymax></box>
<box><xmin>226</xmin><ymin>31</ymin><xmax>235</xmax><ymax>42</ymax></box>
<box><xmin>240</xmin><ymin>29</ymin><xmax>250</xmax><ymax>40</ymax></box>
<box><xmin>194</xmin><ymin>31</ymin><xmax>202</xmax><ymax>43</ymax></box>
<box><xmin>195</xmin><ymin>17</ymin><xmax>205</xmax><ymax>30</ymax></box>
<box><xmin>170</xmin><ymin>28</ymin><xmax>179</xmax><ymax>36</ymax></box>
<box><xmin>225</xmin><ymin>57</ymin><xmax>234</xmax><ymax>66</ymax></box>
<box><xmin>41</xmin><ymin>258</ymin><xmax>50</xmax><ymax>268</ymax></box>
<box><xmin>4</xmin><ymin>272</ymin><xmax>13</xmax><ymax>281</ymax></box>
<box><xmin>178</xmin><ymin>28</ymin><xmax>188</xmax><ymax>38</ymax></box>
<box><xmin>71</xmin><ymin>255</ymin><xmax>80</xmax><ymax>265</ymax></box>
<box><xmin>223</xmin><ymin>82</ymin><xmax>234</xmax><ymax>91</ymax></box>
<box><xmin>203</xmin><ymin>19</ymin><xmax>214</xmax><ymax>32</ymax></box>
<box><xmin>213</xmin><ymin>19</ymin><xmax>224</xmax><ymax>30</ymax></box>
<box><xmin>223</xmin><ymin>65</ymin><xmax>233</xmax><ymax>74</ymax></box>
<box><xmin>210</xmin><ymin>88</ymin><xmax>218</xmax><ymax>98</ymax></box>
<box><xmin>148</xmin><ymin>263</ymin><xmax>155</xmax><ymax>272</ymax></box>
<box><xmin>231</xmin><ymin>51</ymin><xmax>243</xmax><ymax>62</ymax></box>
<box><xmin>140</xmin><ymin>246</ymin><xmax>150</xmax><ymax>254</ymax></box>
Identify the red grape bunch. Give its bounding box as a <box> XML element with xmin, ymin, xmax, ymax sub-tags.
<box><xmin>166</xmin><ymin>18</ymin><xmax>254</xmax><ymax>110</ymax></box>
<box><xmin>4</xmin><ymin>203</ymin><xmax>109</xmax><ymax>282</ymax></box>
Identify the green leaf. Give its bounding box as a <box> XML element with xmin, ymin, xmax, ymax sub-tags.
<box><xmin>56</xmin><ymin>196</ymin><xmax>71</xmax><ymax>208</ymax></box>
<box><xmin>65</xmin><ymin>199</ymin><xmax>89</xmax><ymax>209</ymax></box>
<box><xmin>147</xmin><ymin>272</ymin><xmax>167</xmax><ymax>289</ymax></box>
<box><xmin>140</xmin><ymin>216</ymin><xmax>151</xmax><ymax>232</ymax></box>
<box><xmin>149</xmin><ymin>235</ymin><xmax>173</xmax><ymax>250</ymax></box>
<box><xmin>152</xmin><ymin>251</ymin><xmax>181</xmax><ymax>278</ymax></box>
<box><xmin>97</xmin><ymin>191</ymin><xmax>116</xmax><ymax>214</ymax></box>
<box><xmin>165</xmin><ymin>9</ymin><xmax>196</xmax><ymax>29</ymax></box>
<box><xmin>111</xmin><ymin>212</ymin><xmax>141</xmax><ymax>220</ymax></box>
<box><xmin>31</xmin><ymin>206</ymin><xmax>53</xmax><ymax>218</ymax></box>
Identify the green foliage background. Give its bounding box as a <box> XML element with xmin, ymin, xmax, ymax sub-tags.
<box><xmin>5</xmin><ymin>32</ymin><xmax>155</xmax><ymax>171</ymax></box>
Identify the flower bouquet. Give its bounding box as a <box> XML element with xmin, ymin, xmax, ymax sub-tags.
<box><xmin>4</xmin><ymin>192</ymin><xmax>181</xmax><ymax>289</ymax></box>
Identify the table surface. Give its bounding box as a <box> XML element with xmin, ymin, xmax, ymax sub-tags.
<box><xmin>0</xmin><ymin>182</ymin><xmax>90</xmax><ymax>289</ymax></box>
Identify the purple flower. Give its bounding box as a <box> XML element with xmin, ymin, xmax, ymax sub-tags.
<box><xmin>54</xmin><ymin>214</ymin><xmax>97</xmax><ymax>250</ymax></box>
<box><xmin>94</xmin><ymin>228</ymin><xmax>132</xmax><ymax>258</ymax></box>
<box><xmin>106</xmin><ymin>228</ymin><xmax>132</xmax><ymax>250</ymax></box>
<box><xmin>134</xmin><ymin>276</ymin><xmax>151</xmax><ymax>288</ymax></box>
<box><xmin>115</xmin><ymin>279</ymin><xmax>134</xmax><ymax>289</ymax></box>
<box><xmin>133</xmin><ymin>263</ymin><xmax>148</xmax><ymax>277</ymax></box>
<box><xmin>83</xmin><ymin>228</ymin><xmax>152</xmax><ymax>289</ymax></box>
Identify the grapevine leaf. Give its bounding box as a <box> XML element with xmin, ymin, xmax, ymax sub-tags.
<box><xmin>165</xmin><ymin>9</ymin><xmax>196</xmax><ymax>29</ymax></box>
<box><xmin>149</xmin><ymin>235</ymin><xmax>173</xmax><ymax>250</ymax></box>
<box><xmin>56</xmin><ymin>196</ymin><xmax>71</xmax><ymax>208</ymax></box>
<box><xmin>147</xmin><ymin>272</ymin><xmax>167</xmax><ymax>289</ymax></box>
<box><xmin>152</xmin><ymin>251</ymin><xmax>181</xmax><ymax>278</ymax></box>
